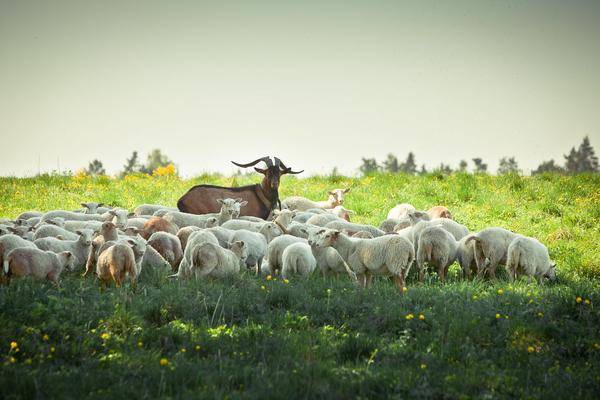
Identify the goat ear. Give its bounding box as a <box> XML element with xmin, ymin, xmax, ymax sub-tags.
<box><xmin>254</xmin><ymin>167</ymin><xmax>267</xmax><ymax>174</ymax></box>
<box><xmin>239</xmin><ymin>201</ymin><xmax>248</xmax><ymax>207</ymax></box>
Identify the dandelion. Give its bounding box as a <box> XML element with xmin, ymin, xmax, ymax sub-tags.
<box><xmin>406</xmin><ymin>314</ymin><xmax>414</xmax><ymax>320</ymax></box>
<box><xmin>195</xmin><ymin>345</ymin><xmax>201</xmax><ymax>351</ymax></box>
<box><xmin>137</xmin><ymin>341</ymin><xmax>143</xmax><ymax>348</ymax></box>
<box><xmin>420</xmin><ymin>363</ymin><xmax>427</xmax><ymax>369</ymax></box>
<box><xmin>576</xmin><ymin>296</ymin><xmax>582</xmax><ymax>303</ymax></box>
<box><xmin>283</xmin><ymin>279</ymin><xmax>289</xmax><ymax>284</ymax></box>
<box><xmin>326</xmin><ymin>288</ymin><xmax>332</xmax><ymax>295</ymax></box>
<box><xmin>100</xmin><ymin>333</ymin><xmax>110</xmax><ymax>340</ymax></box>
<box><xmin>402</xmin><ymin>286</ymin><xmax>408</xmax><ymax>293</ymax></box>
<box><xmin>10</xmin><ymin>341</ymin><xmax>17</xmax><ymax>350</ymax></box>
<box><xmin>537</xmin><ymin>312</ymin><xmax>544</xmax><ymax>318</ymax></box>
<box><xmin>419</xmin><ymin>314</ymin><xmax>425</xmax><ymax>321</ymax></box>
<box><xmin>585</xmin><ymin>299</ymin><xmax>591</xmax><ymax>305</ymax></box>
<box><xmin>497</xmin><ymin>289</ymin><xmax>504</xmax><ymax>295</ymax></box>
<box><xmin>261</xmin><ymin>285</ymin><xmax>266</xmax><ymax>290</ymax></box>
<box><xmin>527</xmin><ymin>346</ymin><xmax>535</xmax><ymax>353</ymax></box>
<box><xmin>505</xmin><ymin>315</ymin><xmax>509</xmax><ymax>319</ymax></box>
<box><xmin>472</xmin><ymin>295</ymin><xmax>478</xmax><ymax>300</ymax></box>
<box><xmin>50</xmin><ymin>347</ymin><xmax>55</xmax><ymax>353</ymax></box>
<box><xmin>9</xmin><ymin>356</ymin><xmax>16</xmax><ymax>364</ymax></box>
<box><xmin>42</xmin><ymin>334</ymin><xmax>49</xmax><ymax>341</ymax></box>
<box><xmin>180</xmin><ymin>348</ymin><xmax>186</xmax><ymax>353</ymax></box>
<box><xmin>266</xmin><ymin>275</ymin><xmax>272</xmax><ymax>281</ymax></box>
<box><xmin>495</xmin><ymin>314</ymin><xmax>501</xmax><ymax>319</ymax></box>
<box><xmin>159</xmin><ymin>358</ymin><xmax>169</xmax><ymax>366</ymax></box>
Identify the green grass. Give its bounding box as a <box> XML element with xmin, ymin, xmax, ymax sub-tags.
<box><xmin>0</xmin><ymin>172</ymin><xmax>599</xmax><ymax>399</ymax></box>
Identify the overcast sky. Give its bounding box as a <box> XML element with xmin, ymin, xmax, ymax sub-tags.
<box><xmin>1</xmin><ymin>0</ymin><xmax>599</xmax><ymax>177</ymax></box>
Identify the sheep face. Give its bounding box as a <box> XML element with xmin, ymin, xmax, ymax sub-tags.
<box><xmin>76</xmin><ymin>230</ymin><xmax>93</xmax><ymax>246</ymax></box>
<box><xmin>308</xmin><ymin>228</ymin><xmax>340</xmax><ymax>248</ymax></box>
<box><xmin>230</xmin><ymin>240</ymin><xmax>248</xmax><ymax>265</ymax></box>
<box><xmin>81</xmin><ymin>202</ymin><xmax>103</xmax><ymax>214</ymax></box>
<box><xmin>217</xmin><ymin>198</ymin><xmax>248</xmax><ymax>218</ymax></box>
<box><xmin>327</xmin><ymin>188</ymin><xmax>350</xmax><ymax>206</ymax></box>
<box><xmin>545</xmin><ymin>262</ymin><xmax>557</xmax><ymax>281</ymax></box>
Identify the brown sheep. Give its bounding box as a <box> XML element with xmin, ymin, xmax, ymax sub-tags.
<box><xmin>140</xmin><ymin>217</ymin><xmax>179</xmax><ymax>240</ymax></box>
<box><xmin>6</xmin><ymin>248</ymin><xmax>74</xmax><ymax>286</ymax></box>
<box><xmin>176</xmin><ymin>226</ymin><xmax>201</xmax><ymax>251</ymax></box>
<box><xmin>147</xmin><ymin>232</ymin><xmax>183</xmax><ymax>272</ymax></box>
<box><xmin>427</xmin><ymin>206</ymin><xmax>452</xmax><ymax>220</ymax></box>
<box><xmin>96</xmin><ymin>242</ymin><xmax>138</xmax><ymax>288</ymax></box>
<box><xmin>84</xmin><ymin>221</ymin><xmax>119</xmax><ymax>277</ymax></box>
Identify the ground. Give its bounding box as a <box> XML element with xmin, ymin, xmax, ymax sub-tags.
<box><xmin>0</xmin><ymin>172</ymin><xmax>598</xmax><ymax>399</ymax></box>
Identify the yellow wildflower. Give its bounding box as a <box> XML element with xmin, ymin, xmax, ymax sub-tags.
<box><xmin>527</xmin><ymin>346</ymin><xmax>535</xmax><ymax>353</ymax></box>
<box><xmin>137</xmin><ymin>341</ymin><xmax>143</xmax><ymax>348</ymax></box>
<box><xmin>537</xmin><ymin>312</ymin><xmax>544</xmax><ymax>318</ymax></box>
<box><xmin>420</xmin><ymin>363</ymin><xmax>427</xmax><ymax>369</ymax></box>
<box><xmin>406</xmin><ymin>314</ymin><xmax>414</xmax><ymax>320</ymax></box>
<box><xmin>180</xmin><ymin>348</ymin><xmax>186</xmax><ymax>353</ymax></box>
<box><xmin>9</xmin><ymin>357</ymin><xmax>16</xmax><ymax>364</ymax></box>
<box><xmin>10</xmin><ymin>342</ymin><xmax>17</xmax><ymax>350</ymax></box>
<box><xmin>495</xmin><ymin>314</ymin><xmax>501</xmax><ymax>319</ymax></box>
<box><xmin>266</xmin><ymin>275</ymin><xmax>272</xmax><ymax>281</ymax></box>
<box><xmin>402</xmin><ymin>286</ymin><xmax>408</xmax><ymax>293</ymax></box>
<box><xmin>472</xmin><ymin>295</ymin><xmax>478</xmax><ymax>300</ymax></box>
<box><xmin>283</xmin><ymin>279</ymin><xmax>289</xmax><ymax>284</ymax></box>
<box><xmin>261</xmin><ymin>285</ymin><xmax>266</xmax><ymax>290</ymax></box>
<box><xmin>576</xmin><ymin>296</ymin><xmax>582</xmax><ymax>303</ymax></box>
<box><xmin>419</xmin><ymin>314</ymin><xmax>425</xmax><ymax>321</ymax></box>
<box><xmin>100</xmin><ymin>333</ymin><xmax>110</xmax><ymax>340</ymax></box>
<box><xmin>585</xmin><ymin>299</ymin><xmax>590</xmax><ymax>305</ymax></box>
<box><xmin>159</xmin><ymin>358</ymin><xmax>169</xmax><ymax>366</ymax></box>
<box><xmin>50</xmin><ymin>347</ymin><xmax>55</xmax><ymax>353</ymax></box>
<box><xmin>195</xmin><ymin>345</ymin><xmax>201</xmax><ymax>351</ymax></box>
<box><xmin>497</xmin><ymin>289</ymin><xmax>504</xmax><ymax>295</ymax></box>
<box><xmin>42</xmin><ymin>334</ymin><xmax>49</xmax><ymax>341</ymax></box>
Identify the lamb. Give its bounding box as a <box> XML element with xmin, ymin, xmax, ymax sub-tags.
<box><xmin>380</xmin><ymin>218</ymin><xmax>408</xmax><ymax>234</ymax></box>
<box><xmin>351</xmin><ymin>231</ymin><xmax>374</xmax><ymax>239</ymax></box>
<box><xmin>164</xmin><ymin>199</ymin><xmax>245</xmax><ymax>228</ymax></box>
<box><xmin>230</xmin><ymin>230</ymin><xmax>267</xmax><ymax>272</ymax></box>
<box><xmin>96</xmin><ymin>242</ymin><xmax>139</xmax><ymax>288</ymax></box>
<box><xmin>6</xmin><ymin>226</ymin><xmax>35</xmax><ymax>240</ymax></box>
<box><xmin>105</xmin><ymin>208</ymin><xmax>129</xmax><ymax>228</ymax></box>
<box><xmin>206</xmin><ymin>226</ymin><xmax>235</xmax><ymax>248</ymax></box>
<box><xmin>34</xmin><ymin>230</ymin><xmax>93</xmax><ymax>269</ymax></box>
<box><xmin>281</xmin><ymin>242</ymin><xmax>317</xmax><ymax>279</ymax></box>
<box><xmin>40</xmin><ymin>210</ymin><xmax>106</xmax><ymax>224</ymax></box>
<box><xmin>0</xmin><ymin>234</ymin><xmax>37</xmax><ymax>274</ymax></box>
<box><xmin>176</xmin><ymin>230</ymin><xmax>220</xmax><ymax>279</ymax></box>
<box><xmin>176</xmin><ymin>226</ymin><xmax>201</xmax><ymax>251</ymax></box>
<box><xmin>456</xmin><ymin>235</ymin><xmax>477</xmax><ymax>280</ymax></box>
<box><xmin>133</xmin><ymin>204</ymin><xmax>178</xmax><ymax>217</ymax></box>
<box><xmin>409</xmin><ymin>217</ymin><xmax>469</xmax><ymax>252</ymax></box>
<box><xmin>306</xmin><ymin>228</ymin><xmax>357</xmax><ymax>281</ymax></box>
<box><xmin>506</xmin><ymin>236</ymin><xmax>556</xmax><ymax>283</ymax></box>
<box><xmin>80</xmin><ymin>202</ymin><xmax>105</xmax><ymax>214</ymax></box>
<box><xmin>281</xmin><ymin>188</ymin><xmax>350</xmax><ymax>211</ymax></box>
<box><xmin>124</xmin><ymin>217</ymin><xmax>149</xmax><ymax>231</ymax></box>
<box><xmin>16</xmin><ymin>211</ymin><xmax>43</xmax><ymax>221</ymax></box>
<box><xmin>387</xmin><ymin>203</ymin><xmax>416</xmax><ymax>220</ymax></box>
<box><xmin>416</xmin><ymin>225</ymin><xmax>459</xmax><ymax>282</ymax></box>
<box><xmin>292</xmin><ymin>211</ymin><xmax>320</xmax><ymax>224</ymax></box>
<box><xmin>5</xmin><ymin>248</ymin><xmax>74</xmax><ymax>285</ymax></box>
<box><xmin>64</xmin><ymin>220</ymin><xmax>104</xmax><ymax>233</ymax></box>
<box><xmin>427</xmin><ymin>206</ymin><xmax>452</xmax><ymax>220</ymax></box>
<box><xmin>311</xmin><ymin>228</ymin><xmax>414</xmax><ymax>291</ymax></box>
<box><xmin>305</xmin><ymin>213</ymin><xmax>341</xmax><ymax>227</ymax></box>
<box><xmin>265</xmin><ymin>234</ymin><xmax>307</xmax><ymax>276</ymax></box>
<box><xmin>190</xmin><ymin>241</ymin><xmax>247</xmax><ymax>280</ymax></box>
<box><xmin>326</xmin><ymin>206</ymin><xmax>354</xmax><ymax>221</ymax></box>
<box><xmin>466</xmin><ymin>227</ymin><xmax>521</xmax><ymax>279</ymax></box>
<box><xmin>84</xmin><ymin>222</ymin><xmax>119</xmax><ymax>276</ymax></box>
<box><xmin>222</xmin><ymin>210</ymin><xmax>293</xmax><ymax>233</ymax></box>
<box><xmin>147</xmin><ymin>232</ymin><xmax>183</xmax><ymax>272</ymax></box>
<box><xmin>324</xmin><ymin>221</ymin><xmax>385</xmax><ymax>238</ymax></box>
<box><xmin>139</xmin><ymin>217</ymin><xmax>179</xmax><ymax>240</ymax></box>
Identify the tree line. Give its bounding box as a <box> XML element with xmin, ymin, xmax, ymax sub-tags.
<box><xmin>84</xmin><ymin>149</ymin><xmax>175</xmax><ymax>177</ymax></box>
<box><xmin>358</xmin><ymin>136</ymin><xmax>598</xmax><ymax>176</ymax></box>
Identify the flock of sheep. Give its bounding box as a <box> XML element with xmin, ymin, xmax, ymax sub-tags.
<box><xmin>0</xmin><ymin>188</ymin><xmax>557</xmax><ymax>290</ymax></box>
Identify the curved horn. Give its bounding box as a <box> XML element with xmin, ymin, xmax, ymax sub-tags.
<box><xmin>275</xmin><ymin>157</ymin><xmax>303</xmax><ymax>174</ymax></box>
<box><xmin>231</xmin><ymin>156</ymin><xmax>271</xmax><ymax>168</ymax></box>
<box><xmin>274</xmin><ymin>157</ymin><xmax>286</xmax><ymax>170</ymax></box>
<box><xmin>282</xmin><ymin>167</ymin><xmax>304</xmax><ymax>175</ymax></box>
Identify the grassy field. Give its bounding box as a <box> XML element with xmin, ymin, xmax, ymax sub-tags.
<box><xmin>0</xmin><ymin>172</ymin><xmax>598</xmax><ymax>399</ymax></box>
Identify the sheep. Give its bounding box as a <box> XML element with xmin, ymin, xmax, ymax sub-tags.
<box><xmin>222</xmin><ymin>210</ymin><xmax>293</xmax><ymax>233</ymax></box>
<box><xmin>124</xmin><ymin>217</ymin><xmax>149</xmax><ymax>231</ymax></box>
<box><xmin>190</xmin><ymin>241</ymin><xmax>247</xmax><ymax>280</ymax></box>
<box><xmin>281</xmin><ymin>188</ymin><xmax>350</xmax><ymax>211</ymax></box>
<box><xmin>96</xmin><ymin>242</ymin><xmax>139</xmax><ymax>288</ymax></box>
<box><xmin>133</xmin><ymin>204</ymin><xmax>178</xmax><ymax>217</ymax></box>
<box><xmin>387</xmin><ymin>203</ymin><xmax>416</xmax><ymax>220</ymax></box>
<box><xmin>506</xmin><ymin>236</ymin><xmax>556</xmax><ymax>283</ymax></box>
<box><xmin>5</xmin><ymin>248</ymin><xmax>74</xmax><ymax>285</ymax></box>
<box><xmin>409</xmin><ymin>218</ymin><xmax>469</xmax><ymax>254</ymax></box>
<box><xmin>16</xmin><ymin>211</ymin><xmax>43</xmax><ymax>221</ymax></box>
<box><xmin>230</xmin><ymin>230</ymin><xmax>267</xmax><ymax>272</ymax></box>
<box><xmin>152</xmin><ymin>209</ymin><xmax>171</xmax><ymax>217</ymax></box>
<box><xmin>324</xmin><ymin>220</ymin><xmax>385</xmax><ymax>238</ymax></box>
<box><xmin>305</xmin><ymin>227</ymin><xmax>357</xmax><ymax>281</ymax></box>
<box><xmin>380</xmin><ymin>218</ymin><xmax>407</xmax><ymax>233</ymax></box>
<box><xmin>351</xmin><ymin>231</ymin><xmax>374</xmax><ymax>239</ymax></box>
<box><xmin>281</xmin><ymin>242</ymin><xmax>317</xmax><ymax>279</ymax></box>
<box><xmin>142</xmin><ymin>244</ymin><xmax>172</xmax><ymax>270</ymax></box>
<box><xmin>0</xmin><ymin>226</ymin><xmax>10</xmax><ymax>236</ymax></box>
<box><xmin>0</xmin><ymin>234</ymin><xmax>37</xmax><ymax>274</ymax></box>
<box><xmin>466</xmin><ymin>227</ymin><xmax>521</xmax><ymax>279</ymax></box>
<box><xmin>456</xmin><ymin>235</ymin><xmax>477</xmax><ymax>280</ymax></box>
<box><xmin>305</xmin><ymin>213</ymin><xmax>341</xmax><ymax>227</ymax></box>
<box><xmin>206</xmin><ymin>226</ymin><xmax>235</xmax><ymax>248</ymax></box>
<box><xmin>427</xmin><ymin>206</ymin><xmax>452</xmax><ymax>220</ymax></box>
<box><xmin>105</xmin><ymin>208</ymin><xmax>129</xmax><ymax>228</ymax></box>
<box><xmin>286</xmin><ymin>222</ymin><xmax>313</xmax><ymax>239</ymax></box>
<box><xmin>139</xmin><ymin>217</ymin><xmax>179</xmax><ymax>240</ymax></box>
<box><xmin>292</xmin><ymin>211</ymin><xmax>319</xmax><ymax>224</ymax></box>
<box><xmin>176</xmin><ymin>226</ymin><xmax>201</xmax><ymax>251</ymax></box>
<box><xmin>265</xmin><ymin>234</ymin><xmax>307</xmax><ymax>276</ymax></box>
<box><xmin>327</xmin><ymin>206</ymin><xmax>354</xmax><ymax>221</ymax></box>
<box><xmin>80</xmin><ymin>202</ymin><xmax>105</xmax><ymax>214</ymax></box>
<box><xmin>238</xmin><ymin>215</ymin><xmax>266</xmax><ymax>223</ymax></box>
<box><xmin>164</xmin><ymin>199</ymin><xmax>245</xmax><ymax>228</ymax></box>
<box><xmin>34</xmin><ymin>230</ymin><xmax>93</xmax><ymax>270</ymax></box>
<box><xmin>416</xmin><ymin>225</ymin><xmax>459</xmax><ymax>282</ymax></box>
<box><xmin>176</xmin><ymin>230</ymin><xmax>220</xmax><ymax>279</ymax></box>
<box><xmin>147</xmin><ymin>232</ymin><xmax>183</xmax><ymax>272</ymax></box>
<box><xmin>18</xmin><ymin>217</ymin><xmax>41</xmax><ymax>227</ymax></box>
<box><xmin>64</xmin><ymin>220</ymin><xmax>104</xmax><ymax>233</ymax></box>
<box><xmin>84</xmin><ymin>222</ymin><xmax>119</xmax><ymax>277</ymax></box>
<box><xmin>40</xmin><ymin>210</ymin><xmax>106</xmax><ymax>224</ymax></box>
<box><xmin>6</xmin><ymin>226</ymin><xmax>35</xmax><ymax>240</ymax></box>
<box><xmin>311</xmin><ymin>228</ymin><xmax>414</xmax><ymax>291</ymax></box>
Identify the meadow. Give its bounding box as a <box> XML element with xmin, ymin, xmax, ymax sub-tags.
<box><xmin>0</xmin><ymin>172</ymin><xmax>598</xmax><ymax>399</ymax></box>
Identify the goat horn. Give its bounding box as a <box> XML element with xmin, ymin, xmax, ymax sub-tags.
<box><xmin>282</xmin><ymin>167</ymin><xmax>304</xmax><ymax>175</ymax></box>
<box><xmin>231</xmin><ymin>156</ymin><xmax>271</xmax><ymax>168</ymax></box>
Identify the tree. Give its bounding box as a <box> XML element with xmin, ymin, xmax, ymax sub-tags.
<box><xmin>121</xmin><ymin>151</ymin><xmax>141</xmax><ymax>176</ymax></box>
<box><xmin>434</xmin><ymin>163</ymin><xmax>453</xmax><ymax>174</ymax></box>
<box><xmin>141</xmin><ymin>149</ymin><xmax>173</xmax><ymax>174</ymax></box>
<box><xmin>458</xmin><ymin>160</ymin><xmax>468</xmax><ymax>172</ymax></box>
<box><xmin>419</xmin><ymin>164</ymin><xmax>428</xmax><ymax>175</ymax></box>
<box><xmin>472</xmin><ymin>158</ymin><xmax>488</xmax><ymax>173</ymax></box>
<box><xmin>86</xmin><ymin>159</ymin><xmax>105</xmax><ymax>176</ymax></box>
<box><xmin>497</xmin><ymin>157</ymin><xmax>521</xmax><ymax>175</ymax></box>
<box><xmin>532</xmin><ymin>159</ymin><xmax>564</xmax><ymax>175</ymax></box>
<box><xmin>399</xmin><ymin>152</ymin><xmax>417</xmax><ymax>175</ymax></box>
<box><xmin>359</xmin><ymin>158</ymin><xmax>380</xmax><ymax>175</ymax></box>
<box><xmin>564</xmin><ymin>136</ymin><xmax>598</xmax><ymax>174</ymax></box>
<box><xmin>382</xmin><ymin>154</ymin><xmax>399</xmax><ymax>173</ymax></box>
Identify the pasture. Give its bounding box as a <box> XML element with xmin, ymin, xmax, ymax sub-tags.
<box><xmin>0</xmin><ymin>172</ymin><xmax>598</xmax><ymax>399</ymax></box>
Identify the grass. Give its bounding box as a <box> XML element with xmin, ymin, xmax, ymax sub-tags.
<box><xmin>0</xmin><ymin>172</ymin><xmax>599</xmax><ymax>399</ymax></box>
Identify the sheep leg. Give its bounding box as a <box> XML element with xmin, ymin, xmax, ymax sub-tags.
<box><xmin>365</xmin><ymin>273</ymin><xmax>373</xmax><ymax>287</ymax></box>
<box><xmin>393</xmin><ymin>275</ymin><xmax>406</xmax><ymax>293</ymax></box>
<box><xmin>340</xmin><ymin>259</ymin><xmax>358</xmax><ymax>283</ymax></box>
<box><xmin>418</xmin><ymin>265</ymin><xmax>426</xmax><ymax>283</ymax></box>
<box><xmin>357</xmin><ymin>273</ymin><xmax>367</xmax><ymax>288</ymax></box>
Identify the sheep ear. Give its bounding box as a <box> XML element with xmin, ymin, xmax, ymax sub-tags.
<box><xmin>126</xmin><ymin>239</ymin><xmax>136</xmax><ymax>247</ymax></box>
<box><xmin>98</xmin><ymin>203</ymin><xmax>104</xmax><ymax>207</ymax></box>
<box><xmin>239</xmin><ymin>201</ymin><xmax>248</xmax><ymax>207</ymax></box>
<box><xmin>7</xmin><ymin>227</ymin><xmax>17</xmax><ymax>233</ymax></box>
<box><xmin>127</xmin><ymin>212</ymin><xmax>135</xmax><ymax>217</ymax></box>
<box><xmin>343</xmin><ymin>188</ymin><xmax>351</xmax><ymax>193</ymax></box>
<box><xmin>28</xmin><ymin>226</ymin><xmax>36</xmax><ymax>231</ymax></box>
<box><xmin>299</xmin><ymin>228</ymin><xmax>308</xmax><ymax>235</ymax></box>
<box><xmin>332</xmin><ymin>230</ymin><xmax>341</xmax><ymax>239</ymax></box>
<box><xmin>75</xmin><ymin>230</ymin><xmax>83</xmax><ymax>236</ymax></box>
<box><xmin>328</xmin><ymin>191</ymin><xmax>335</xmax><ymax>196</ymax></box>
<box><xmin>81</xmin><ymin>203</ymin><xmax>88</xmax><ymax>208</ymax></box>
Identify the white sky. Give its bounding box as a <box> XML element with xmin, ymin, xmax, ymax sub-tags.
<box><xmin>1</xmin><ymin>0</ymin><xmax>599</xmax><ymax>176</ymax></box>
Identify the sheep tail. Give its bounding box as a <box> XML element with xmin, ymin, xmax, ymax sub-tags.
<box><xmin>194</xmin><ymin>243</ymin><xmax>219</xmax><ymax>277</ymax></box>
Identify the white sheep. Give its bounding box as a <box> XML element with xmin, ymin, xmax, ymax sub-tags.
<box><xmin>456</xmin><ymin>235</ymin><xmax>477</xmax><ymax>280</ymax></box>
<box><xmin>191</xmin><ymin>241</ymin><xmax>247</xmax><ymax>280</ymax></box>
<box><xmin>164</xmin><ymin>199</ymin><xmax>245</xmax><ymax>228</ymax></box>
<box><xmin>80</xmin><ymin>202</ymin><xmax>105</xmax><ymax>214</ymax></box>
<box><xmin>206</xmin><ymin>226</ymin><xmax>235</xmax><ymax>248</ymax></box>
<box><xmin>324</xmin><ymin>221</ymin><xmax>385</xmax><ymax>238</ymax></box>
<box><xmin>133</xmin><ymin>204</ymin><xmax>178</xmax><ymax>216</ymax></box>
<box><xmin>466</xmin><ymin>227</ymin><xmax>521</xmax><ymax>279</ymax></box>
<box><xmin>64</xmin><ymin>220</ymin><xmax>104</xmax><ymax>233</ymax></box>
<box><xmin>6</xmin><ymin>226</ymin><xmax>35</xmax><ymax>240</ymax></box>
<box><xmin>409</xmin><ymin>218</ymin><xmax>469</xmax><ymax>255</ymax></box>
<box><xmin>281</xmin><ymin>242</ymin><xmax>317</xmax><ymax>279</ymax></box>
<box><xmin>305</xmin><ymin>227</ymin><xmax>357</xmax><ymax>281</ymax></box>
<box><xmin>387</xmin><ymin>203</ymin><xmax>416</xmax><ymax>220</ymax></box>
<box><xmin>281</xmin><ymin>188</ymin><xmax>350</xmax><ymax>211</ymax></box>
<box><xmin>265</xmin><ymin>234</ymin><xmax>307</xmax><ymax>276</ymax></box>
<box><xmin>147</xmin><ymin>232</ymin><xmax>183</xmax><ymax>272</ymax></box>
<box><xmin>305</xmin><ymin>213</ymin><xmax>341</xmax><ymax>227</ymax></box>
<box><xmin>16</xmin><ymin>211</ymin><xmax>43</xmax><ymax>221</ymax></box>
<box><xmin>230</xmin><ymin>230</ymin><xmax>268</xmax><ymax>272</ymax></box>
<box><xmin>176</xmin><ymin>230</ymin><xmax>220</xmax><ymax>279</ymax></box>
<box><xmin>416</xmin><ymin>225</ymin><xmax>459</xmax><ymax>282</ymax></box>
<box><xmin>0</xmin><ymin>234</ymin><xmax>37</xmax><ymax>274</ymax></box>
<box><xmin>506</xmin><ymin>236</ymin><xmax>556</xmax><ymax>283</ymax></box>
<box><xmin>311</xmin><ymin>228</ymin><xmax>414</xmax><ymax>291</ymax></box>
<box><xmin>5</xmin><ymin>248</ymin><xmax>74</xmax><ymax>285</ymax></box>
<box><xmin>34</xmin><ymin>230</ymin><xmax>93</xmax><ymax>270</ymax></box>
<box><xmin>40</xmin><ymin>210</ymin><xmax>106</xmax><ymax>224</ymax></box>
